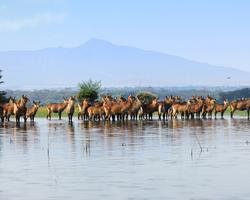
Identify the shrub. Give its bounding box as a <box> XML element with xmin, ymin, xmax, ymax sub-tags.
<box><xmin>0</xmin><ymin>69</ymin><xmax>6</xmax><ymax>103</ymax></box>
<box><xmin>136</xmin><ymin>91</ymin><xmax>157</xmax><ymax>104</ymax></box>
<box><xmin>77</xmin><ymin>79</ymin><xmax>102</xmax><ymax>102</ymax></box>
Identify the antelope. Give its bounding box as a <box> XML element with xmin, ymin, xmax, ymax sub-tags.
<box><xmin>163</xmin><ymin>96</ymin><xmax>174</xmax><ymax>119</ymax></box>
<box><xmin>187</xmin><ymin>97</ymin><xmax>204</xmax><ymax>119</ymax></box>
<box><xmin>14</xmin><ymin>95</ymin><xmax>29</xmax><ymax>123</ymax></box>
<box><xmin>174</xmin><ymin>96</ymin><xmax>182</xmax><ymax>103</ymax></box>
<box><xmin>141</xmin><ymin>98</ymin><xmax>158</xmax><ymax>120</ymax></box>
<box><xmin>78</xmin><ymin>99</ymin><xmax>90</xmax><ymax>120</ymax></box>
<box><xmin>0</xmin><ymin>104</ymin><xmax>4</xmax><ymax>122</ymax></box>
<box><xmin>88</xmin><ymin>101</ymin><xmax>105</xmax><ymax>121</ymax></box>
<box><xmin>65</xmin><ymin>96</ymin><xmax>76</xmax><ymax>123</ymax></box>
<box><xmin>46</xmin><ymin>98</ymin><xmax>68</xmax><ymax>120</ymax></box>
<box><xmin>118</xmin><ymin>95</ymin><xmax>134</xmax><ymax>120</ymax></box>
<box><xmin>202</xmin><ymin>96</ymin><xmax>216</xmax><ymax>119</ymax></box>
<box><xmin>129</xmin><ymin>97</ymin><xmax>142</xmax><ymax>120</ymax></box>
<box><xmin>1</xmin><ymin>96</ymin><xmax>15</xmax><ymax>121</ymax></box>
<box><xmin>102</xmin><ymin>96</ymin><xmax>123</xmax><ymax>121</ymax></box>
<box><xmin>214</xmin><ymin>98</ymin><xmax>229</xmax><ymax>119</ymax></box>
<box><xmin>102</xmin><ymin>95</ymin><xmax>114</xmax><ymax>102</ymax></box>
<box><xmin>138</xmin><ymin>106</ymin><xmax>144</xmax><ymax>120</ymax></box>
<box><xmin>230</xmin><ymin>98</ymin><xmax>250</xmax><ymax>119</ymax></box>
<box><xmin>102</xmin><ymin>95</ymin><xmax>134</xmax><ymax>121</ymax></box>
<box><xmin>26</xmin><ymin>101</ymin><xmax>40</xmax><ymax>121</ymax></box>
<box><xmin>172</xmin><ymin>101</ymin><xmax>189</xmax><ymax>119</ymax></box>
<box><xmin>158</xmin><ymin>101</ymin><xmax>166</xmax><ymax>120</ymax></box>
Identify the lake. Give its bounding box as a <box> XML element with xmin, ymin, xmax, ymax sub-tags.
<box><xmin>0</xmin><ymin>117</ymin><xmax>250</xmax><ymax>200</ymax></box>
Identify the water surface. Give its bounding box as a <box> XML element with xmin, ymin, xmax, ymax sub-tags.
<box><xmin>0</xmin><ymin>118</ymin><xmax>250</xmax><ymax>200</ymax></box>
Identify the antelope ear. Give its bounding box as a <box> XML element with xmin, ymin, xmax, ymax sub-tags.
<box><xmin>33</xmin><ymin>100</ymin><xmax>36</xmax><ymax>104</ymax></box>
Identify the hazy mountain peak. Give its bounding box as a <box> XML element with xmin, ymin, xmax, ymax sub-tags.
<box><xmin>0</xmin><ymin>39</ymin><xmax>250</xmax><ymax>89</ymax></box>
<box><xmin>81</xmin><ymin>38</ymin><xmax>114</xmax><ymax>48</ymax></box>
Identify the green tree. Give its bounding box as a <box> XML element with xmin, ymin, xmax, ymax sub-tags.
<box><xmin>0</xmin><ymin>70</ymin><xmax>6</xmax><ymax>103</ymax></box>
<box><xmin>77</xmin><ymin>79</ymin><xmax>102</xmax><ymax>102</ymax></box>
<box><xmin>136</xmin><ymin>91</ymin><xmax>157</xmax><ymax>104</ymax></box>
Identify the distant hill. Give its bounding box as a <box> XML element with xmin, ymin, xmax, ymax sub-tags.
<box><xmin>1</xmin><ymin>39</ymin><xmax>250</xmax><ymax>89</ymax></box>
<box><xmin>219</xmin><ymin>88</ymin><xmax>250</xmax><ymax>101</ymax></box>
<box><xmin>5</xmin><ymin>86</ymin><xmax>230</xmax><ymax>105</ymax></box>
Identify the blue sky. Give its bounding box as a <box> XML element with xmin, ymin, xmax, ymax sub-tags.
<box><xmin>0</xmin><ymin>0</ymin><xmax>250</xmax><ymax>71</ymax></box>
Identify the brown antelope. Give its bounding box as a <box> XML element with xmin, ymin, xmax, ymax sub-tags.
<box><xmin>187</xmin><ymin>97</ymin><xmax>204</xmax><ymax>119</ymax></box>
<box><xmin>140</xmin><ymin>98</ymin><xmax>158</xmax><ymax>120</ymax></box>
<box><xmin>118</xmin><ymin>95</ymin><xmax>134</xmax><ymax>120</ymax></box>
<box><xmin>88</xmin><ymin>101</ymin><xmax>105</xmax><ymax>121</ymax></box>
<box><xmin>202</xmin><ymin>96</ymin><xmax>216</xmax><ymax>119</ymax></box>
<box><xmin>1</xmin><ymin>96</ymin><xmax>15</xmax><ymax>121</ymax></box>
<box><xmin>158</xmin><ymin>101</ymin><xmax>166</xmax><ymax>120</ymax></box>
<box><xmin>26</xmin><ymin>101</ymin><xmax>40</xmax><ymax>121</ymax></box>
<box><xmin>230</xmin><ymin>98</ymin><xmax>250</xmax><ymax>119</ymax></box>
<box><xmin>102</xmin><ymin>95</ymin><xmax>129</xmax><ymax>121</ymax></box>
<box><xmin>0</xmin><ymin>104</ymin><xmax>4</xmax><ymax>122</ymax></box>
<box><xmin>138</xmin><ymin>106</ymin><xmax>144</xmax><ymax>120</ymax></box>
<box><xmin>171</xmin><ymin>101</ymin><xmax>189</xmax><ymax>119</ymax></box>
<box><xmin>214</xmin><ymin>98</ymin><xmax>229</xmax><ymax>119</ymax></box>
<box><xmin>102</xmin><ymin>96</ymin><xmax>124</xmax><ymax>121</ymax></box>
<box><xmin>14</xmin><ymin>95</ymin><xmax>29</xmax><ymax>123</ymax></box>
<box><xmin>163</xmin><ymin>96</ymin><xmax>174</xmax><ymax>119</ymax></box>
<box><xmin>102</xmin><ymin>95</ymin><xmax>114</xmax><ymax>102</ymax></box>
<box><xmin>174</xmin><ymin>96</ymin><xmax>182</xmax><ymax>103</ymax></box>
<box><xmin>46</xmin><ymin>98</ymin><xmax>68</xmax><ymax>120</ymax></box>
<box><xmin>65</xmin><ymin>96</ymin><xmax>76</xmax><ymax>123</ymax></box>
<box><xmin>129</xmin><ymin>96</ymin><xmax>142</xmax><ymax>120</ymax></box>
<box><xmin>78</xmin><ymin>99</ymin><xmax>90</xmax><ymax>120</ymax></box>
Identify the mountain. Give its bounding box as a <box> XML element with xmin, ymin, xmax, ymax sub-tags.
<box><xmin>0</xmin><ymin>38</ymin><xmax>250</xmax><ymax>89</ymax></box>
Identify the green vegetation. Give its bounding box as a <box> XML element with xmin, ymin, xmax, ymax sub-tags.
<box><xmin>77</xmin><ymin>79</ymin><xmax>102</xmax><ymax>102</ymax></box>
<box><xmin>0</xmin><ymin>69</ymin><xmax>6</xmax><ymax>103</ymax></box>
<box><xmin>6</xmin><ymin>88</ymin><xmax>76</xmax><ymax>105</ymax></box>
<box><xmin>137</xmin><ymin>91</ymin><xmax>157</xmax><ymax>104</ymax></box>
<box><xmin>35</xmin><ymin>106</ymin><xmax>48</xmax><ymax>118</ymax></box>
<box><xmin>223</xmin><ymin>107</ymin><xmax>247</xmax><ymax>116</ymax></box>
<box><xmin>35</xmin><ymin>106</ymin><xmax>79</xmax><ymax>118</ymax></box>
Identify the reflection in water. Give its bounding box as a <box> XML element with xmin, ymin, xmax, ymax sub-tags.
<box><xmin>0</xmin><ymin>122</ymin><xmax>39</xmax><ymax>154</ymax></box>
<box><xmin>0</xmin><ymin>118</ymin><xmax>250</xmax><ymax>200</ymax></box>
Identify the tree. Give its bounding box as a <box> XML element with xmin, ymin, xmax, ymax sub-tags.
<box><xmin>136</xmin><ymin>91</ymin><xmax>157</xmax><ymax>105</ymax></box>
<box><xmin>0</xmin><ymin>70</ymin><xmax>6</xmax><ymax>103</ymax></box>
<box><xmin>77</xmin><ymin>79</ymin><xmax>102</xmax><ymax>102</ymax></box>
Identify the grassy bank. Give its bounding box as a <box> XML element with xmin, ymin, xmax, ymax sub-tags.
<box><xmin>36</xmin><ymin>106</ymin><xmax>79</xmax><ymax>118</ymax></box>
<box><xmin>35</xmin><ymin>106</ymin><xmax>247</xmax><ymax>118</ymax></box>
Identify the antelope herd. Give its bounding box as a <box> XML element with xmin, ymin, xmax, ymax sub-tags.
<box><xmin>0</xmin><ymin>94</ymin><xmax>250</xmax><ymax>124</ymax></box>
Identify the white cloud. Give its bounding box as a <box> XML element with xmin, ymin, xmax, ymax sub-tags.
<box><xmin>0</xmin><ymin>12</ymin><xmax>66</xmax><ymax>31</ymax></box>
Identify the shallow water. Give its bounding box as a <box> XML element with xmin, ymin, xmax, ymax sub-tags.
<box><xmin>0</xmin><ymin>117</ymin><xmax>250</xmax><ymax>200</ymax></box>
